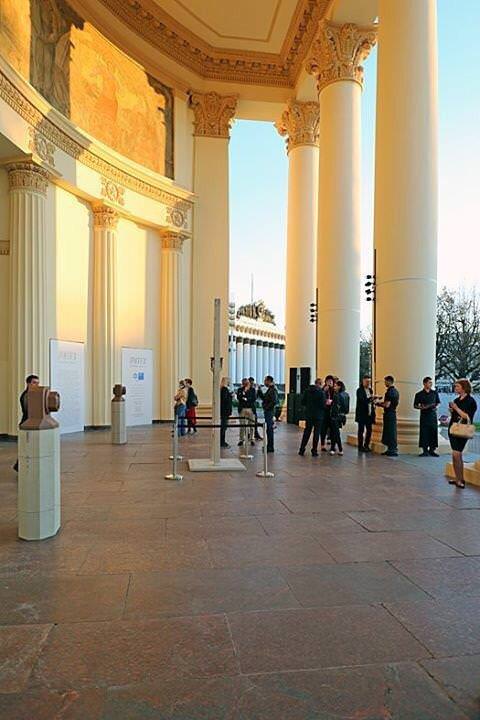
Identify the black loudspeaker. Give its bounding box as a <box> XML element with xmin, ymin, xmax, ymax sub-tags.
<box><xmin>289</xmin><ymin>367</ymin><xmax>298</xmax><ymax>394</ymax></box>
<box><xmin>300</xmin><ymin>367</ymin><xmax>311</xmax><ymax>393</ymax></box>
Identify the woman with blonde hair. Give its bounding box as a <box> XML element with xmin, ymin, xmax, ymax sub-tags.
<box><xmin>174</xmin><ymin>380</ymin><xmax>188</xmax><ymax>437</ymax></box>
<box><xmin>448</xmin><ymin>378</ymin><xmax>477</xmax><ymax>488</ymax></box>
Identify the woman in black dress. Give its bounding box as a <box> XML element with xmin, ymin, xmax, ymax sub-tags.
<box><xmin>448</xmin><ymin>378</ymin><xmax>477</xmax><ymax>488</ymax></box>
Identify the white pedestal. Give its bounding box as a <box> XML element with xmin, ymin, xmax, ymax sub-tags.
<box><xmin>111</xmin><ymin>401</ymin><xmax>127</xmax><ymax>445</ymax></box>
<box><xmin>18</xmin><ymin>428</ymin><xmax>60</xmax><ymax>540</ymax></box>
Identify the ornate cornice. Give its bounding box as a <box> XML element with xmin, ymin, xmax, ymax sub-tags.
<box><xmin>306</xmin><ymin>20</ymin><xmax>377</xmax><ymax>93</ymax></box>
<box><xmin>6</xmin><ymin>161</ymin><xmax>49</xmax><ymax>195</ymax></box>
<box><xmin>95</xmin><ymin>0</ymin><xmax>331</xmax><ymax>88</ymax></box>
<box><xmin>189</xmin><ymin>92</ymin><xmax>238</xmax><ymax>139</ymax></box>
<box><xmin>92</xmin><ymin>205</ymin><xmax>119</xmax><ymax>230</ymax></box>
<box><xmin>276</xmin><ymin>100</ymin><xmax>320</xmax><ymax>153</ymax></box>
<box><xmin>28</xmin><ymin>127</ymin><xmax>56</xmax><ymax>167</ymax></box>
<box><xmin>159</xmin><ymin>229</ymin><xmax>186</xmax><ymax>252</ymax></box>
<box><xmin>100</xmin><ymin>177</ymin><xmax>125</xmax><ymax>207</ymax></box>
<box><xmin>0</xmin><ymin>67</ymin><xmax>192</xmax><ymax>212</ymax></box>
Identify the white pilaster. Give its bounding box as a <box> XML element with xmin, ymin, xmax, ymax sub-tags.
<box><xmin>243</xmin><ymin>340</ymin><xmax>251</xmax><ymax>379</ymax></box>
<box><xmin>268</xmin><ymin>343</ymin><xmax>275</xmax><ymax>377</ymax></box>
<box><xmin>276</xmin><ymin>100</ymin><xmax>319</xmax><ymax>379</ymax></box>
<box><xmin>7</xmin><ymin>162</ymin><xmax>49</xmax><ymax>435</ymax></box>
<box><xmin>190</xmin><ymin>91</ymin><xmax>237</xmax><ymax>404</ymax></box>
<box><xmin>250</xmin><ymin>340</ymin><xmax>257</xmax><ymax>381</ymax></box>
<box><xmin>373</xmin><ymin>0</ymin><xmax>439</xmax><ymax>451</ymax></box>
<box><xmin>159</xmin><ymin>230</ymin><xmax>186</xmax><ymax>421</ymax></box>
<box><xmin>229</xmin><ymin>334</ymin><xmax>236</xmax><ymax>385</ymax></box>
<box><xmin>236</xmin><ymin>337</ymin><xmax>244</xmax><ymax>382</ymax></box>
<box><xmin>256</xmin><ymin>341</ymin><xmax>263</xmax><ymax>382</ymax></box>
<box><xmin>91</xmin><ymin>205</ymin><xmax>118</xmax><ymax>427</ymax></box>
<box><xmin>307</xmin><ymin>21</ymin><xmax>376</xmax><ymax>398</ymax></box>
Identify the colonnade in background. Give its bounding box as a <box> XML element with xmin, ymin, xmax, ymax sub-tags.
<box><xmin>230</xmin><ymin>336</ymin><xmax>285</xmax><ymax>386</ymax></box>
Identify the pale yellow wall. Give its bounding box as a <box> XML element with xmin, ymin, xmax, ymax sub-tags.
<box><xmin>115</xmin><ymin>219</ymin><xmax>162</xmax><ymax>419</ymax></box>
<box><xmin>0</xmin><ymin>169</ymin><xmax>9</xmax><ymax>434</ymax></box>
<box><xmin>174</xmin><ymin>96</ymin><xmax>194</xmax><ymax>191</ymax></box>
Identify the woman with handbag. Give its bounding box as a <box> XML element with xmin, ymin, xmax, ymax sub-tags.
<box><xmin>448</xmin><ymin>378</ymin><xmax>477</xmax><ymax>488</ymax></box>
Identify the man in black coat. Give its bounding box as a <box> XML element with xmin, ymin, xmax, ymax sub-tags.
<box><xmin>257</xmin><ymin>375</ymin><xmax>278</xmax><ymax>452</ymax></box>
<box><xmin>298</xmin><ymin>378</ymin><xmax>326</xmax><ymax>457</ymax></box>
<box><xmin>414</xmin><ymin>376</ymin><xmax>441</xmax><ymax>456</ymax></box>
<box><xmin>355</xmin><ymin>375</ymin><xmax>375</xmax><ymax>452</ymax></box>
<box><xmin>220</xmin><ymin>378</ymin><xmax>233</xmax><ymax>448</ymax></box>
<box><xmin>376</xmin><ymin>375</ymin><xmax>400</xmax><ymax>456</ymax></box>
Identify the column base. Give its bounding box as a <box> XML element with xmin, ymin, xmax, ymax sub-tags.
<box><xmin>347</xmin><ymin>418</ymin><xmax>450</xmax><ymax>455</ymax></box>
<box><xmin>445</xmin><ymin>459</ymin><xmax>480</xmax><ymax>487</ymax></box>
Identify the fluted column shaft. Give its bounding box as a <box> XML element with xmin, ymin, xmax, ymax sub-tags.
<box><xmin>190</xmin><ymin>91</ymin><xmax>237</xmax><ymax>405</ymax></box>
<box><xmin>277</xmin><ymin>101</ymin><xmax>319</xmax><ymax>380</ymax></box>
<box><xmin>8</xmin><ymin>162</ymin><xmax>49</xmax><ymax>435</ymax></box>
<box><xmin>374</xmin><ymin>0</ymin><xmax>438</xmax><ymax>447</ymax></box>
<box><xmin>92</xmin><ymin>205</ymin><xmax>118</xmax><ymax>426</ymax></box>
<box><xmin>159</xmin><ymin>230</ymin><xmax>185</xmax><ymax>421</ymax></box>
<box><xmin>307</xmin><ymin>21</ymin><xmax>376</xmax><ymax>398</ymax></box>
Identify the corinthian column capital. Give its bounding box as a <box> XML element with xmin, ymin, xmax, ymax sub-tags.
<box><xmin>159</xmin><ymin>229</ymin><xmax>186</xmax><ymax>252</ymax></box>
<box><xmin>189</xmin><ymin>91</ymin><xmax>238</xmax><ymax>139</ymax></box>
<box><xmin>92</xmin><ymin>205</ymin><xmax>119</xmax><ymax>230</ymax></box>
<box><xmin>6</xmin><ymin>161</ymin><xmax>49</xmax><ymax>196</ymax></box>
<box><xmin>306</xmin><ymin>20</ymin><xmax>377</xmax><ymax>93</ymax></box>
<box><xmin>275</xmin><ymin>100</ymin><xmax>320</xmax><ymax>154</ymax></box>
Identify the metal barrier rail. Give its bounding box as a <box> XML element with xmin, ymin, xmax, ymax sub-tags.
<box><xmin>165</xmin><ymin>419</ymin><xmax>273</xmax><ymax>480</ymax></box>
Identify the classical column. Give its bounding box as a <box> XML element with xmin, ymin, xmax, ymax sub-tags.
<box><xmin>243</xmin><ymin>340</ymin><xmax>251</xmax><ymax>379</ymax></box>
<box><xmin>190</xmin><ymin>91</ymin><xmax>237</xmax><ymax>404</ymax></box>
<box><xmin>307</xmin><ymin>21</ymin><xmax>376</xmax><ymax>398</ymax></box>
<box><xmin>276</xmin><ymin>100</ymin><xmax>319</xmax><ymax>382</ymax></box>
<box><xmin>250</xmin><ymin>339</ymin><xmax>257</xmax><ymax>381</ymax></box>
<box><xmin>256</xmin><ymin>341</ymin><xmax>263</xmax><ymax>382</ymax></box>
<box><xmin>262</xmin><ymin>341</ymin><xmax>269</xmax><ymax>381</ymax></box>
<box><xmin>268</xmin><ymin>342</ymin><xmax>275</xmax><ymax>376</ymax></box>
<box><xmin>159</xmin><ymin>229</ymin><xmax>186</xmax><ymax>421</ymax></box>
<box><xmin>274</xmin><ymin>343</ymin><xmax>281</xmax><ymax>383</ymax></box>
<box><xmin>91</xmin><ymin>205</ymin><xmax>118</xmax><ymax>427</ymax></box>
<box><xmin>373</xmin><ymin>0</ymin><xmax>441</xmax><ymax>452</ymax></box>
<box><xmin>236</xmin><ymin>337</ymin><xmax>244</xmax><ymax>382</ymax></box>
<box><xmin>279</xmin><ymin>345</ymin><xmax>286</xmax><ymax>385</ymax></box>
<box><xmin>229</xmin><ymin>334</ymin><xmax>236</xmax><ymax>385</ymax></box>
<box><xmin>7</xmin><ymin>161</ymin><xmax>49</xmax><ymax>435</ymax></box>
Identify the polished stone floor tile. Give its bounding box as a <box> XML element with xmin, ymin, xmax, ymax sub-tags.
<box><xmin>79</xmin><ymin>538</ymin><xmax>213</xmax><ymax>573</ymax></box>
<box><xmin>208</xmin><ymin>534</ymin><xmax>335</xmax><ymax>568</ymax></box>
<box><xmin>236</xmin><ymin>663</ymin><xmax>469</xmax><ymax>720</ymax></box>
<box><xmin>0</xmin><ymin>688</ymin><xmax>105</xmax><ymax>720</ymax></box>
<box><xmin>228</xmin><ymin>605</ymin><xmax>429</xmax><ymax>674</ymax></box>
<box><xmin>392</xmin><ymin>556</ymin><xmax>480</xmax><ymax>599</ymax></box>
<box><xmin>0</xmin><ymin>574</ymin><xmax>130</xmax><ymax>625</ymax></box>
<box><xmin>421</xmin><ymin>654</ymin><xmax>480</xmax><ymax>720</ymax></box>
<box><xmin>125</xmin><ymin>567</ymin><xmax>299</xmax><ymax>619</ymax></box>
<box><xmin>165</xmin><ymin>516</ymin><xmax>267</xmax><ymax>539</ymax></box>
<box><xmin>32</xmin><ymin>616</ymin><xmax>238</xmax><ymax>689</ymax></box>
<box><xmin>258</xmin><ymin>511</ymin><xmax>365</xmax><ymax>536</ymax></box>
<box><xmin>349</xmin><ymin>509</ymin><xmax>480</xmax><ymax>533</ymax></box>
<box><xmin>386</xmin><ymin>597</ymin><xmax>480</xmax><ymax>657</ymax></box>
<box><xmin>0</xmin><ymin>624</ymin><xmax>52</xmax><ymax>693</ymax></box>
<box><xmin>316</xmin><ymin>530</ymin><xmax>460</xmax><ymax>563</ymax></box>
<box><xmin>281</xmin><ymin>561</ymin><xmax>429</xmax><ymax>607</ymax></box>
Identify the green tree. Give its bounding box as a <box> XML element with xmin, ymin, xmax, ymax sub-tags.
<box><xmin>436</xmin><ymin>287</ymin><xmax>480</xmax><ymax>384</ymax></box>
<box><xmin>359</xmin><ymin>330</ymin><xmax>372</xmax><ymax>380</ymax></box>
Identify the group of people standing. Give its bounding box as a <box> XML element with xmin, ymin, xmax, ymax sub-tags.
<box><xmin>221</xmin><ymin>375</ymin><xmax>279</xmax><ymax>453</ymax></box>
<box><xmin>299</xmin><ymin>375</ymin><xmax>350</xmax><ymax>457</ymax></box>
<box><xmin>173</xmin><ymin>378</ymin><xmax>199</xmax><ymax>436</ymax></box>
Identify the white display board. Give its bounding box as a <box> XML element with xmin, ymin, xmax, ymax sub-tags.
<box><xmin>121</xmin><ymin>347</ymin><xmax>153</xmax><ymax>426</ymax></box>
<box><xmin>49</xmin><ymin>339</ymin><xmax>85</xmax><ymax>434</ymax></box>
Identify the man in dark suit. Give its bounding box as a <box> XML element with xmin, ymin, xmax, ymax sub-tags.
<box><xmin>13</xmin><ymin>374</ymin><xmax>39</xmax><ymax>472</ymax></box>
<box><xmin>414</xmin><ymin>376</ymin><xmax>441</xmax><ymax>457</ymax></box>
<box><xmin>298</xmin><ymin>378</ymin><xmax>326</xmax><ymax>457</ymax></box>
<box><xmin>355</xmin><ymin>375</ymin><xmax>375</xmax><ymax>452</ymax></box>
<box><xmin>376</xmin><ymin>375</ymin><xmax>400</xmax><ymax>456</ymax></box>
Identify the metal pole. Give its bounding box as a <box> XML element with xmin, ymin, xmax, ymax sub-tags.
<box><xmin>211</xmin><ymin>298</ymin><xmax>222</xmax><ymax>465</ymax></box>
<box><xmin>165</xmin><ymin>418</ymin><xmax>183</xmax><ymax>481</ymax></box>
<box><xmin>238</xmin><ymin>419</ymin><xmax>254</xmax><ymax>460</ymax></box>
<box><xmin>256</xmin><ymin>420</ymin><xmax>274</xmax><ymax>478</ymax></box>
<box><xmin>169</xmin><ymin>409</ymin><xmax>183</xmax><ymax>461</ymax></box>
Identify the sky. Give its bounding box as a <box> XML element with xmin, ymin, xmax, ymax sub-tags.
<box><xmin>229</xmin><ymin>0</ymin><xmax>480</xmax><ymax>330</ymax></box>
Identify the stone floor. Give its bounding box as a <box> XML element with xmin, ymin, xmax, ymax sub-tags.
<box><xmin>1</xmin><ymin>422</ymin><xmax>480</xmax><ymax>719</ymax></box>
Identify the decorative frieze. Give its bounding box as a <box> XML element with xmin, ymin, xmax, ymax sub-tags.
<box><xmin>159</xmin><ymin>229</ymin><xmax>186</xmax><ymax>252</ymax></box>
<box><xmin>92</xmin><ymin>205</ymin><xmax>119</xmax><ymax>230</ymax></box>
<box><xmin>6</xmin><ymin>161</ymin><xmax>49</xmax><ymax>195</ymax></box>
<box><xmin>100</xmin><ymin>177</ymin><xmax>125</xmax><ymax>206</ymax></box>
<box><xmin>28</xmin><ymin>127</ymin><xmax>56</xmax><ymax>167</ymax></box>
<box><xmin>306</xmin><ymin>21</ymin><xmax>377</xmax><ymax>93</ymax></box>
<box><xmin>189</xmin><ymin>91</ymin><xmax>237</xmax><ymax>139</ymax></box>
<box><xmin>166</xmin><ymin>206</ymin><xmax>187</xmax><ymax>229</ymax></box>
<box><xmin>0</xmin><ymin>240</ymin><xmax>9</xmax><ymax>255</ymax></box>
<box><xmin>276</xmin><ymin>100</ymin><xmax>320</xmax><ymax>153</ymax></box>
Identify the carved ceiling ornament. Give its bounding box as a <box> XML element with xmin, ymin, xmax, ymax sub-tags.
<box><xmin>166</xmin><ymin>205</ymin><xmax>187</xmax><ymax>229</ymax></box>
<box><xmin>189</xmin><ymin>91</ymin><xmax>238</xmax><ymax>139</ymax></box>
<box><xmin>306</xmin><ymin>20</ymin><xmax>377</xmax><ymax>93</ymax></box>
<box><xmin>28</xmin><ymin>127</ymin><xmax>56</xmax><ymax>167</ymax></box>
<box><xmin>101</xmin><ymin>176</ymin><xmax>125</xmax><ymax>206</ymax></box>
<box><xmin>159</xmin><ymin>229</ymin><xmax>186</xmax><ymax>252</ymax></box>
<box><xmin>92</xmin><ymin>204</ymin><xmax>119</xmax><ymax>230</ymax></box>
<box><xmin>6</xmin><ymin>161</ymin><xmax>49</xmax><ymax>195</ymax></box>
<box><xmin>96</xmin><ymin>0</ymin><xmax>331</xmax><ymax>88</ymax></box>
<box><xmin>276</xmin><ymin>100</ymin><xmax>320</xmax><ymax>153</ymax></box>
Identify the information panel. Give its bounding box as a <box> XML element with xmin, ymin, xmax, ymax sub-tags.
<box><xmin>49</xmin><ymin>339</ymin><xmax>85</xmax><ymax>434</ymax></box>
<box><xmin>121</xmin><ymin>347</ymin><xmax>153</xmax><ymax>427</ymax></box>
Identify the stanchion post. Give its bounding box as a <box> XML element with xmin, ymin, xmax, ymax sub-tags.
<box><xmin>165</xmin><ymin>418</ymin><xmax>183</xmax><ymax>481</ymax></box>
<box><xmin>169</xmin><ymin>409</ymin><xmax>183</xmax><ymax>461</ymax></box>
<box><xmin>238</xmin><ymin>420</ymin><xmax>254</xmax><ymax>460</ymax></box>
<box><xmin>256</xmin><ymin>420</ymin><xmax>274</xmax><ymax>478</ymax></box>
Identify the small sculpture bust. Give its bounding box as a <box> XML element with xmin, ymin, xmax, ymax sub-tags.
<box><xmin>20</xmin><ymin>386</ymin><xmax>60</xmax><ymax>430</ymax></box>
<box><xmin>112</xmin><ymin>384</ymin><xmax>126</xmax><ymax>402</ymax></box>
